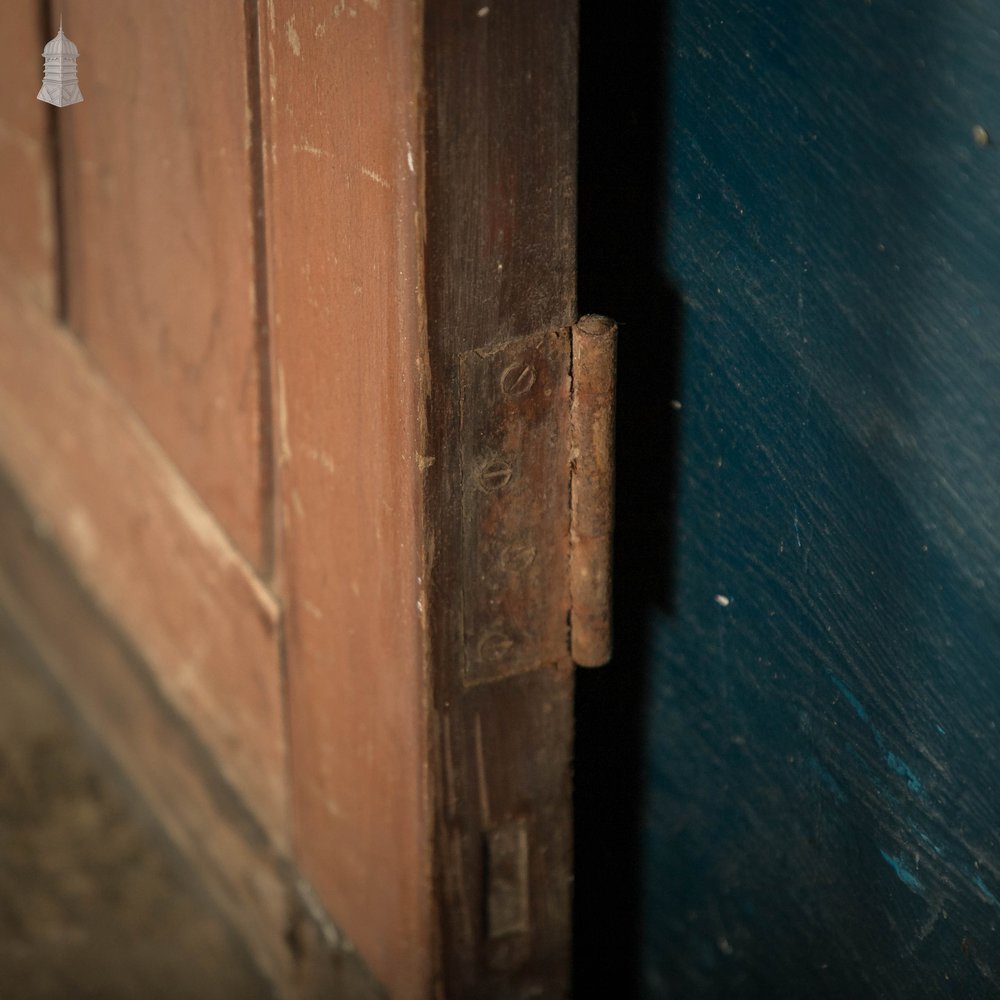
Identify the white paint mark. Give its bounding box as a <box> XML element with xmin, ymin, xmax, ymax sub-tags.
<box><xmin>303</xmin><ymin>600</ymin><xmax>324</xmax><ymax>620</ymax></box>
<box><xmin>285</xmin><ymin>16</ymin><xmax>301</xmax><ymax>56</ymax></box>
<box><xmin>276</xmin><ymin>364</ymin><xmax>292</xmax><ymax>463</ymax></box>
<box><xmin>417</xmin><ymin>454</ymin><xmax>436</xmax><ymax>470</ymax></box>
<box><xmin>360</xmin><ymin>165</ymin><xmax>391</xmax><ymax>189</ymax></box>
<box><xmin>478</xmin><ymin>6</ymin><xmax>490</xmax><ymax>15</ymax></box>
<box><xmin>294</xmin><ymin>876</ymin><xmax>343</xmax><ymax>950</ymax></box>
<box><xmin>303</xmin><ymin>445</ymin><xmax>336</xmax><ymax>474</ymax></box>
<box><xmin>406</xmin><ymin>142</ymin><xmax>415</xmax><ymax>175</ymax></box>
<box><xmin>714</xmin><ymin>594</ymin><xmax>731</xmax><ymax>607</ymax></box>
<box><xmin>669</xmin><ymin>399</ymin><xmax>682</xmax><ymax>410</ymax></box>
<box><xmin>292</xmin><ymin>143</ymin><xmax>331</xmax><ymax>159</ymax></box>
<box><xmin>315</xmin><ymin>22</ymin><xmax>327</xmax><ymax>37</ymax></box>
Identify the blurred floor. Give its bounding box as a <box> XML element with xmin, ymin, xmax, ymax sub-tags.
<box><xmin>0</xmin><ymin>613</ymin><xmax>272</xmax><ymax>1000</ymax></box>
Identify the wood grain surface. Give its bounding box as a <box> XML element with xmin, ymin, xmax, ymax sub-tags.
<box><xmin>258</xmin><ymin>3</ymin><xmax>430</xmax><ymax>997</ymax></box>
<box><xmin>423</xmin><ymin>0</ymin><xmax>578</xmax><ymax>994</ymax></box>
<box><xmin>0</xmin><ymin>295</ymin><xmax>286</xmax><ymax>846</ymax></box>
<box><xmin>0</xmin><ymin>2</ymin><xmax>55</xmax><ymax>315</ymax></box>
<box><xmin>58</xmin><ymin>0</ymin><xmax>269</xmax><ymax>568</ymax></box>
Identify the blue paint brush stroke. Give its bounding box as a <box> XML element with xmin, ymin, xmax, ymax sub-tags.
<box><xmin>879</xmin><ymin>849</ymin><xmax>924</xmax><ymax>894</ymax></box>
<box><xmin>973</xmin><ymin>874</ymin><xmax>1000</xmax><ymax>908</ymax></box>
<box><xmin>886</xmin><ymin>753</ymin><xmax>925</xmax><ymax>796</ymax></box>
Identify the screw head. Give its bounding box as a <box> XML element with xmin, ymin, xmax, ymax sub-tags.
<box><xmin>477</xmin><ymin>456</ymin><xmax>514</xmax><ymax>491</ymax></box>
<box><xmin>500</xmin><ymin>543</ymin><xmax>536</xmax><ymax>572</ymax></box>
<box><xmin>479</xmin><ymin>631</ymin><xmax>515</xmax><ymax>662</ymax></box>
<box><xmin>500</xmin><ymin>362</ymin><xmax>537</xmax><ymax>397</ymax></box>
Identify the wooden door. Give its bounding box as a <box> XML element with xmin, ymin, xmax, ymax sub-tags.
<box><xmin>0</xmin><ymin>2</ymin><xmax>581</xmax><ymax>998</ymax></box>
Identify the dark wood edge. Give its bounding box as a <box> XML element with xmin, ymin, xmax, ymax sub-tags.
<box><xmin>422</xmin><ymin>1</ymin><xmax>579</xmax><ymax>994</ymax></box>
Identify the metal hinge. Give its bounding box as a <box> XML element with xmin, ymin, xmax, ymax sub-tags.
<box><xmin>569</xmin><ymin>315</ymin><xmax>617</xmax><ymax>667</ymax></box>
<box><xmin>459</xmin><ymin>315</ymin><xmax>617</xmax><ymax>679</ymax></box>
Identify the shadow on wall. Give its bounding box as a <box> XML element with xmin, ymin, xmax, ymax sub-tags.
<box><xmin>574</xmin><ymin>1</ymin><xmax>679</xmax><ymax>997</ymax></box>
<box><xmin>578</xmin><ymin>0</ymin><xmax>1000</xmax><ymax>996</ymax></box>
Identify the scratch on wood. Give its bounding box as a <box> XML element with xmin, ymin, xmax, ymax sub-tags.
<box><xmin>292</xmin><ymin>143</ymin><xmax>332</xmax><ymax>159</ymax></box>
<box><xmin>161</xmin><ymin>467</ymin><xmax>278</xmax><ymax>622</ymax></box>
<box><xmin>360</xmin><ymin>166</ymin><xmax>391</xmax><ymax>190</ymax></box>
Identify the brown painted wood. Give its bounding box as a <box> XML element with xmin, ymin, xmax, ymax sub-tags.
<box><xmin>0</xmin><ymin>294</ymin><xmax>287</xmax><ymax>845</ymax></box>
<box><xmin>1</xmin><ymin>3</ymin><xmax>582</xmax><ymax>995</ymax></box>
<box><xmin>423</xmin><ymin>1</ymin><xmax>579</xmax><ymax>995</ymax></box>
<box><xmin>58</xmin><ymin>0</ymin><xmax>269</xmax><ymax>568</ymax></box>
<box><xmin>0</xmin><ymin>2</ymin><xmax>55</xmax><ymax>315</ymax></box>
<box><xmin>0</xmin><ymin>471</ymin><xmax>384</xmax><ymax>1000</ymax></box>
<box><xmin>258</xmin><ymin>4</ymin><xmax>431</xmax><ymax>997</ymax></box>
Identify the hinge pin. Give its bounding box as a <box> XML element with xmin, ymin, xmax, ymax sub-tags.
<box><xmin>569</xmin><ymin>315</ymin><xmax>617</xmax><ymax>667</ymax></box>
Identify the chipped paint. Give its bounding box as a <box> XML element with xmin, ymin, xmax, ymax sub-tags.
<box><xmin>879</xmin><ymin>850</ymin><xmax>924</xmax><ymax>894</ymax></box>
<box><xmin>284</xmin><ymin>15</ymin><xmax>301</xmax><ymax>56</ymax></box>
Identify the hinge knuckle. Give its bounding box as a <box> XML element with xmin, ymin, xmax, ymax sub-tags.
<box><xmin>570</xmin><ymin>315</ymin><xmax>618</xmax><ymax>667</ymax></box>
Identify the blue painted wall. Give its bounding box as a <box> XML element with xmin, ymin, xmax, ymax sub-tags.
<box><xmin>577</xmin><ymin>2</ymin><xmax>1000</xmax><ymax>996</ymax></box>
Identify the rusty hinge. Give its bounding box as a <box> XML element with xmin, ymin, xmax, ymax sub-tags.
<box><xmin>458</xmin><ymin>315</ymin><xmax>617</xmax><ymax>679</ymax></box>
<box><xmin>569</xmin><ymin>315</ymin><xmax>617</xmax><ymax>667</ymax></box>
